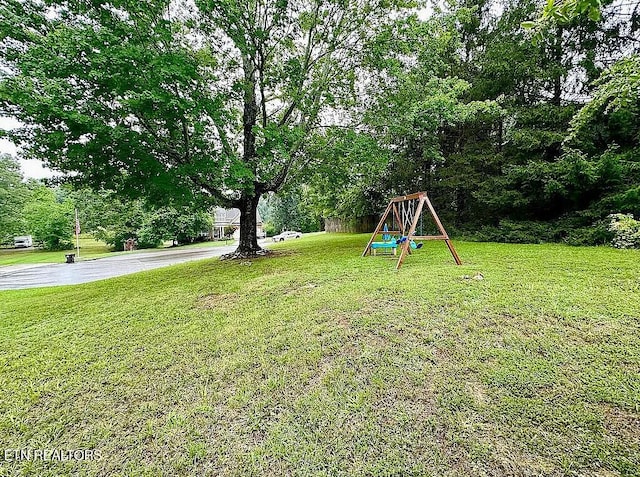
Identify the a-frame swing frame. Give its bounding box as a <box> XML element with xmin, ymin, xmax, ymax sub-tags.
<box><xmin>362</xmin><ymin>192</ymin><xmax>462</xmax><ymax>270</ymax></box>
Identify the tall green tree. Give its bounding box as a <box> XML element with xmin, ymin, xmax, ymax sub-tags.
<box><xmin>1</xmin><ymin>0</ymin><xmax>406</xmax><ymax>258</ymax></box>
<box><xmin>564</xmin><ymin>55</ymin><xmax>640</xmax><ymax>218</ymax></box>
<box><xmin>0</xmin><ymin>154</ymin><xmax>29</xmax><ymax>244</ymax></box>
<box><xmin>302</xmin><ymin>128</ymin><xmax>392</xmax><ymax>219</ymax></box>
<box><xmin>320</xmin><ymin>1</ymin><xmax>637</xmax><ymax>242</ymax></box>
<box><xmin>23</xmin><ymin>186</ymin><xmax>74</xmax><ymax>250</ymax></box>
<box><xmin>362</xmin><ymin>11</ymin><xmax>502</xmax><ymax>225</ymax></box>
<box><xmin>265</xmin><ymin>188</ymin><xmax>321</xmax><ymax>234</ymax></box>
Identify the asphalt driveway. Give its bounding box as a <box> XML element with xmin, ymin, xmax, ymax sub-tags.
<box><xmin>0</xmin><ymin>243</ymin><xmax>243</xmax><ymax>290</ymax></box>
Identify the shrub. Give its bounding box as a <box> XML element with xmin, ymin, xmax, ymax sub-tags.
<box><xmin>466</xmin><ymin>218</ymin><xmax>614</xmax><ymax>246</ymax></box>
<box><xmin>563</xmin><ymin>224</ymin><xmax>612</xmax><ymax>246</ymax></box>
<box><xmin>23</xmin><ymin>187</ymin><xmax>74</xmax><ymax>250</ymax></box>
<box><xmin>223</xmin><ymin>225</ymin><xmax>237</xmax><ymax>238</ymax></box>
<box><xmin>608</xmin><ymin>213</ymin><xmax>640</xmax><ymax>249</ymax></box>
<box><xmin>262</xmin><ymin>221</ymin><xmax>276</xmax><ymax>237</ymax></box>
<box><xmin>472</xmin><ymin>220</ymin><xmax>561</xmax><ymax>244</ymax></box>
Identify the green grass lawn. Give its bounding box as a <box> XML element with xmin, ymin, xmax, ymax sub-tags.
<box><xmin>0</xmin><ymin>235</ymin><xmax>113</xmax><ymax>266</ymax></box>
<box><xmin>0</xmin><ymin>234</ymin><xmax>638</xmax><ymax>476</ymax></box>
<box><xmin>0</xmin><ymin>235</ymin><xmax>231</xmax><ymax>267</ymax></box>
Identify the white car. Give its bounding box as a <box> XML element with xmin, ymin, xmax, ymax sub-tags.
<box><xmin>14</xmin><ymin>235</ymin><xmax>33</xmax><ymax>248</ymax></box>
<box><xmin>272</xmin><ymin>231</ymin><xmax>302</xmax><ymax>242</ymax></box>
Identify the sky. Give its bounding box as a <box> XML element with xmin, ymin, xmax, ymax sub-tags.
<box><xmin>0</xmin><ymin>116</ymin><xmax>56</xmax><ymax>179</ymax></box>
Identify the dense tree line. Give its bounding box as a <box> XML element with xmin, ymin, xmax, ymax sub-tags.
<box><xmin>0</xmin><ymin>155</ymin><xmax>212</xmax><ymax>250</ymax></box>
<box><xmin>0</xmin><ymin>154</ymin><xmax>74</xmax><ymax>249</ymax></box>
<box><xmin>299</xmin><ymin>0</ymin><xmax>639</xmax><ymax>244</ymax></box>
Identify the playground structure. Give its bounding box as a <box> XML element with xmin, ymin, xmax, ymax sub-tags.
<box><xmin>362</xmin><ymin>192</ymin><xmax>462</xmax><ymax>270</ymax></box>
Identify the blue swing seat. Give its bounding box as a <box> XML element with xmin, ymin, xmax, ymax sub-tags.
<box><xmin>395</xmin><ymin>236</ymin><xmax>424</xmax><ymax>249</ymax></box>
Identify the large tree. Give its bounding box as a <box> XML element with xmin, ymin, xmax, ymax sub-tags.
<box><xmin>0</xmin><ymin>0</ymin><xmax>402</xmax><ymax>257</ymax></box>
<box><xmin>0</xmin><ymin>154</ymin><xmax>29</xmax><ymax>244</ymax></box>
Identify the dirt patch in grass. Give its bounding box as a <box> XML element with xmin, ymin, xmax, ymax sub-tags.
<box><xmin>283</xmin><ymin>282</ymin><xmax>320</xmax><ymax>297</ymax></box>
<box><xmin>602</xmin><ymin>405</ymin><xmax>640</xmax><ymax>444</ymax></box>
<box><xmin>194</xmin><ymin>293</ymin><xmax>241</xmax><ymax>310</ymax></box>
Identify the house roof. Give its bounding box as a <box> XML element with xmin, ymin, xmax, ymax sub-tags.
<box><xmin>213</xmin><ymin>208</ymin><xmax>262</xmax><ymax>226</ymax></box>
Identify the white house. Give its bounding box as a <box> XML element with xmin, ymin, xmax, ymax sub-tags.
<box><xmin>211</xmin><ymin>208</ymin><xmax>264</xmax><ymax>239</ymax></box>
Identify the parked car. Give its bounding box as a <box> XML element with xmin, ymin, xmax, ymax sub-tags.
<box><xmin>257</xmin><ymin>230</ymin><xmax>267</xmax><ymax>239</ymax></box>
<box><xmin>14</xmin><ymin>235</ymin><xmax>33</xmax><ymax>248</ymax></box>
<box><xmin>272</xmin><ymin>231</ymin><xmax>302</xmax><ymax>242</ymax></box>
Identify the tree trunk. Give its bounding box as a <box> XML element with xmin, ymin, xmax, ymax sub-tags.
<box><xmin>552</xmin><ymin>26</ymin><xmax>563</xmax><ymax>106</ymax></box>
<box><xmin>222</xmin><ymin>193</ymin><xmax>265</xmax><ymax>259</ymax></box>
<box><xmin>219</xmin><ymin>53</ymin><xmax>267</xmax><ymax>260</ymax></box>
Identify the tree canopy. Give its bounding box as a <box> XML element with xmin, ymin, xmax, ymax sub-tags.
<box><xmin>1</xmin><ymin>0</ymin><xmax>407</xmax><ymax>256</ymax></box>
<box><xmin>1</xmin><ymin>0</ymin><xmax>638</xmax><ymax>249</ymax></box>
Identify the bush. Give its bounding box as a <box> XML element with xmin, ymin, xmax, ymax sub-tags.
<box><xmin>467</xmin><ymin>218</ymin><xmax>614</xmax><ymax>246</ymax></box>
<box><xmin>23</xmin><ymin>187</ymin><xmax>74</xmax><ymax>250</ymax></box>
<box><xmin>134</xmin><ymin>227</ymin><xmax>165</xmax><ymax>249</ymax></box>
<box><xmin>94</xmin><ymin>226</ymin><xmax>161</xmax><ymax>251</ymax></box>
<box><xmin>223</xmin><ymin>225</ymin><xmax>237</xmax><ymax>238</ymax></box>
<box><xmin>563</xmin><ymin>223</ymin><xmax>612</xmax><ymax>246</ymax></box>
<box><xmin>472</xmin><ymin>220</ymin><xmax>561</xmax><ymax>244</ymax></box>
<box><xmin>262</xmin><ymin>221</ymin><xmax>276</xmax><ymax>237</ymax></box>
<box><xmin>608</xmin><ymin>213</ymin><xmax>640</xmax><ymax>249</ymax></box>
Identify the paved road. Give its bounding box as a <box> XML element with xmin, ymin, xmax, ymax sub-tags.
<box><xmin>0</xmin><ymin>243</ymin><xmax>245</xmax><ymax>290</ymax></box>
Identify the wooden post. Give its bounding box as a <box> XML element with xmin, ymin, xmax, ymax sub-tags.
<box><xmin>396</xmin><ymin>196</ymin><xmax>425</xmax><ymax>270</ymax></box>
<box><xmin>362</xmin><ymin>201</ymin><xmax>393</xmax><ymax>257</ymax></box>
<box><xmin>423</xmin><ymin>195</ymin><xmax>462</xmax><ymax>265</ymax></box>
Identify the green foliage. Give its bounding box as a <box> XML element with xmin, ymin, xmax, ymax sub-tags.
<box><xmin>0</xmin><ymin>0</ymin><xmax>406</xmax><ymax>254</ymax></box>
<box><xmin>608</xmin><ymin>213</ymin><xmax>640</xmax><ymax>249</ymax></box>
<box><xmin>223</xmin><ymin>225</ymin><xmax>237</xmax><ymax>238</ymax></box>
<box><xmin>88</xmin><ymin>195</ymin><xmax>148</xmax><ymax>251</ymax></box>
<box><xmin>522</xmin><ymin>0</ymin><xmax>603</xmax><ymax>43</ymax></box>
<box><xmin>0</xmin><ymin>154</ymin><xmax>29</xmax><ymax>245</ymax></box>
<box><xmin>302</xmin><ymin>129</ymin><xmax>392</xmax><ymax>219</ymax></box>
<box><xmin>75</xmin><ymin>190</ymin><xmax>212</xmax><ymax>250</ymax></box>
<box><xmin>569</xmin><ymin>55</ymin><xmax>640</xmax><ymax>153</ymax></box>
<box><xmin>262</xmin><ymin>221</ymin><xmax>276</xmax><ymax>237</ymax></box>
<box><xmin>541</xmin><ymin>0</ymin><xmax>602</xmax><ymax>24</ymax></box>
<box><xmin>470</xmin><ymin>218</ymin><xmax>612</xmax><ymax>246</ymax></box>
<box><xmin>139</xmin><ymin>208</ymin><xmax>213</xmax><ymax>246</ymax></box>
<box><xmin>359</xmin><ymin>2</ymin><xmax>635</xmax><ymax>245</ymax></box>
<box><xmin>23</xmin><ymin>186</ymin><xmax>74</xmax><ymax>250</ymax></box>
<box><xmin>266</xmin><ymin>189</ymin><xmax>322</xmax><ymax>233</ymax></box>
<box><xmin>1</xmin><ymin>1</ymin><xmax>218</xmax><ymax>205</ymax></box>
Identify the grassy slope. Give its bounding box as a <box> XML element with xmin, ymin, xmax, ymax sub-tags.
<box><xmin>0</xmin><ymin>236</ymin><xmax>230</xmax><ymax>267</ymax></box>
<box><xmin>0</xmin><ymin>234</ymin><xmax>638</xmax><ymax>476</ymax></box>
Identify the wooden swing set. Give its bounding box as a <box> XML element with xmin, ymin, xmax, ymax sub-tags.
<box><xmin>362</xmin><ymin>192</ymin><xmax>462</xmax><ymax>270</ymax></box>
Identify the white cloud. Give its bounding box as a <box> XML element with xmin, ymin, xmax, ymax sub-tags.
<box><xmin>20</xmin><ymin>159</ymin><xmax>58</xmax><ymax>179</ymax></box>
<box><xmin>1</xmin><ymin>117</ymin><xmax>57</xmax><ymax>179</ymax></box>
<box><xmin>0</xmin><ymin>137</ymin><xmax>17</xmax><ymax>155</ymax></box>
